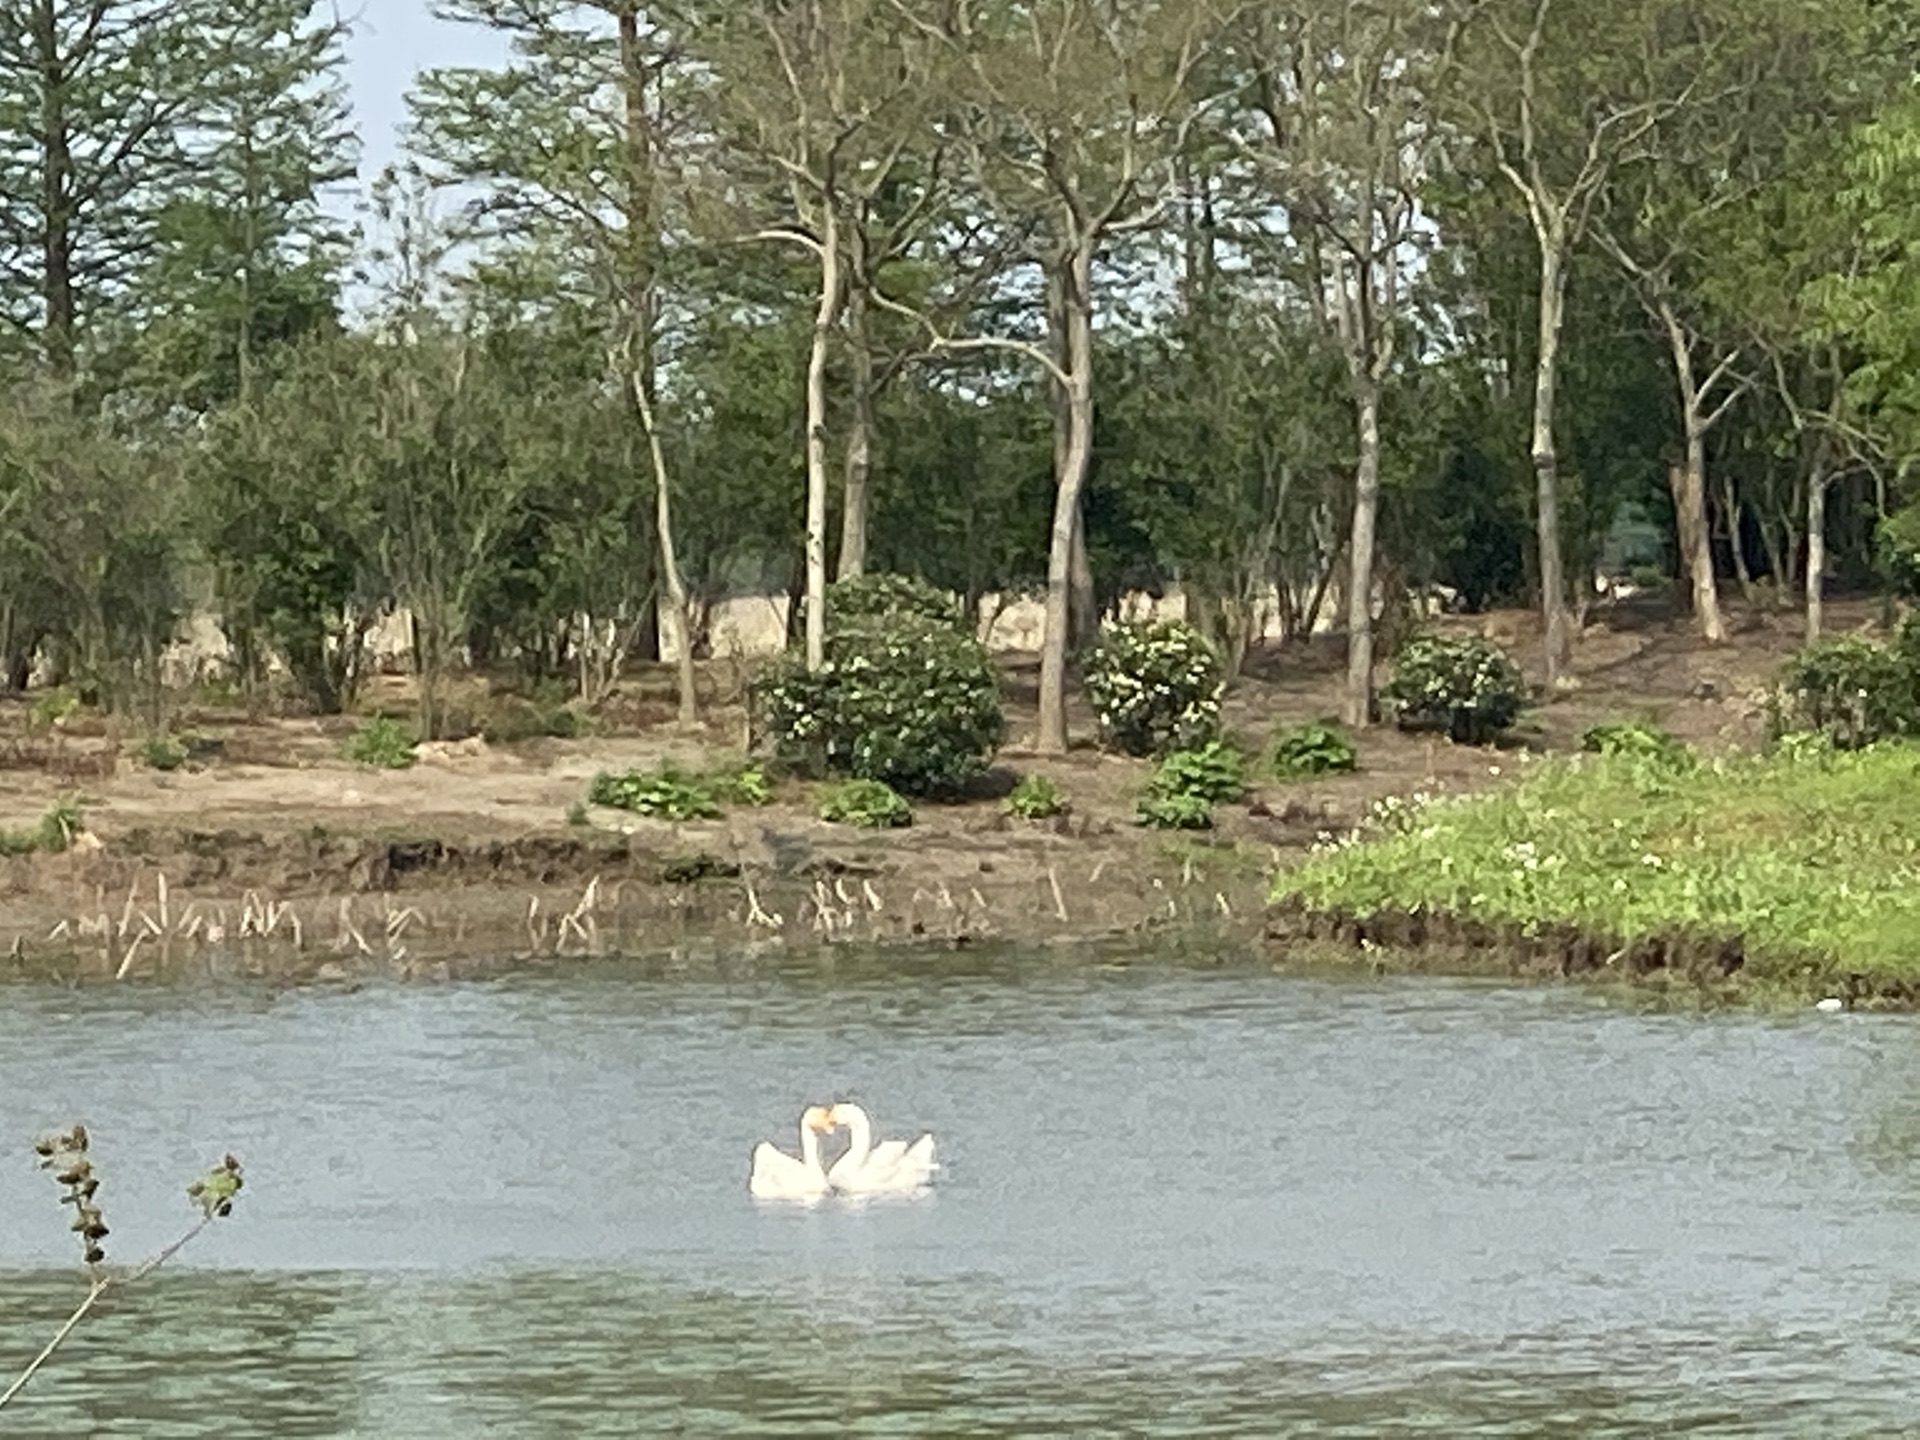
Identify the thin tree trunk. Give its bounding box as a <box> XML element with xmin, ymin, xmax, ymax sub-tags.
<box><xmin>31</xmin><ymin>5</ymin><xmax>76</xmax><ymax>380</ymax></box>
<box><xmin>1531</xmin><ymin>237</ymin><xmax>1572</xmax><ymax>686</ymax></box>
<box><xmin>837</xmin><ymin>280</ymin><xmax>874</xmax><ymax>581</ymax></box>
<box><xmin>1807</xmin><ymin>471</ymin><xmax>1828</xmax><ymax>643</ymax></box>
<box><xmin>1069</xmin><ymin>500</ymin><xmax>1097</xmax><ymax>649</ymax></box>
<box><xmin>629</xmin><ymin>370</ymin><xmax>697</xmax><ymax>727</ymax></box>
<box><xmin>1038</xmin><ymin>245</ymin><xmax>1095</xmax><ymax>755</ymax></box>
<box><xmin>1342</xmin><ymin>378</ymin><xmax>1383</xmax><ymax>728</ymax></box>
<box><xmin>804</xmin><ymin>210</ymin><xmax>842</xmax><ymax>671</ymax></box>
<box><xmin>1722</xmin><ymin>475</ymin><xmax>1757</xmax><ymax>607</ymax></box>
<box><xmin>1659</xmin><ymin>302</ymin><xmax>1727</xmax><ymax>643</ymax></box>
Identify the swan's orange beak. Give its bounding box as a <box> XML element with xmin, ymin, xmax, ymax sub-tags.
<box><xmin>806</xmin><ymin>1107</ymin><xmax>837</xmax><ymax>1132</ymax></box>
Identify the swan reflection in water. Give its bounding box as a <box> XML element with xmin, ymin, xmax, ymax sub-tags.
<box><xmin>748</xmin><ymin>1102</ymin><xmax>936</xmax><ymax>1202</ymax></box>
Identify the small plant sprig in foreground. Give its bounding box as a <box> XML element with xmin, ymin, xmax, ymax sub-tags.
<box><xmin>1</xmin><ymin>1129</ymin><xmax>244</xmax><ymax>1412</ymax></box>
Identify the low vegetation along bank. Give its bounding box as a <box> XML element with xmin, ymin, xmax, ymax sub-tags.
<box><xmin>1268</xmin><ymin>742</ymin><xmax>1920</xmax><ymax>1007</ymax></box>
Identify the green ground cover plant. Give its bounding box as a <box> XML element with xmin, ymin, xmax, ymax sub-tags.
<box><xmin>1273</xmin><ymin>745</ymin><xmax>1920</xmax><ymax>992</ymax></box>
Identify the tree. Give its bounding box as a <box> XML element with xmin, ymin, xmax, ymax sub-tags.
<box><xmin>0</xmin><ymin>0</ymin><xmax>243</xmax><ymax>379</ymax></box>
<box><xmin>127</xmin><ymin>0</ymin><xmax>356</xmax><ymax>410</ymax></box>
<box><xmin>694</xmin><ymin>0</ymin><xmax>940</xmax><ymax>668</ymax></box>
<box><xmin>1454</xmin><ymin>0</ymin><xmax>1713</xmax><ymax>686</ymax></box>
<box><xmin>887</xmin><ymin>0</ymin><xmax>1213</xmax><ymax>754</ymax></box>
<box><xmin>1239</xmin><ymin>0</ymin><xmax>1466</xmax><ymax>724</ymax></box>
<box><xmin>411</xmin><ymin>1</ymin><xmax>699</xmax><ymax>724</ymax></box>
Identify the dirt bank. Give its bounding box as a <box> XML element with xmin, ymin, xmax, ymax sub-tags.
<box><xmin>0</xmin><ymin>595</ymin><xmax>1838</xmax><ymax>983</ymax></box>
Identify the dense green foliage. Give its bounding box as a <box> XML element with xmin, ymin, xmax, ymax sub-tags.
<box><xmin>1005</xmin><ymin>774</ymin><xmax>1068</xmax><ymax>820</ymax></box>
<box><xmin>754</xmin><ymin>614</ymin><xmax>1004</xmax><ymax>796</ymax></box>
<box><xmin>588</xmin><ymin>768</ymin><xmax>723</xmax><ymax>822</ymax></box>
<box><xmin>818</xmin><ymin>779</ymin><xmax>912</xmax><ymax>829</ymax></box>
<box><xmin>344</xmin><ymin>718</ymin><xmax>416</xmax><ymax>770</ymax></box>
<box><xmin>1772</xmin><ymin>634</ymin><xmax>1920</xmax><ymax>748</ymax></box>
<box><xmin>1136</xmin><ymin>740</ymin><xmax>1247</xmax><ymax>829</ymax></box>
<box><xmin>1380</xmin><ymin>636</ymin><xmax>1528</xmax><ymax>745</ymax></box>
<box><xmin>1269</xmin><ymin>723</ymin><xmax>1359</xmax><ymax>778</ymax></box>
<box><xmin>1082</xmin><ymin>621</ymin><xmax>1224</xmax><ymax>757</ymax></box>
<box><xmin>1275</xmin><ymin>746</ymin><xmax>1920</xmax><ymax>989</ymax></box>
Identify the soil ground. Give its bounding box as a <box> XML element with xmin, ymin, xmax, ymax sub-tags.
<box><xmin>0</xmin><ymin>591</ymin><xmax>1858</xmax><ymax>983</ymax></box>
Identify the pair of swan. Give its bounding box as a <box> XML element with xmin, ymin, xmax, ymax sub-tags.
<box><xmin>748</xmin><ymin>1102</ymin><xmax>936</xmax><ymax>1200</ymax></box>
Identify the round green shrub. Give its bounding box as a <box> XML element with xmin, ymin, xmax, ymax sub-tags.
<box><xmin>1580</xmin><ymin>720</ymin><xmax>1694</xmax><ymax>769</ymax></box>
<box><xmin>753</xmin><ymin>613</ymin><xmax>1004</xmax><ymax>798</ymax></box>
<box><xmin>1380</xmin><ymin>634</ymin><xmax>1526</xmax><ymax>745</ymax></box>
<box><xmin>819</xmin><ymin>778</ymin><xmax>912</xmax><ymax>828</ymax></box>
<box><xmin>1268</xmin><ymin>722</ymin><xmax>1358</xmax><ymax>778</ymax></box>
<box><xmin>1772</xmin><ymin>636</ymin><xmax>1919</xmax><ymax>749</ymax></box>
<box><xmin>1081</xmin><ymin>620</ymin><xmax>1224</xmax><ymax>757</ymax></box>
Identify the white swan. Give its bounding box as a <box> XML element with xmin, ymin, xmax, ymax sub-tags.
<box><xmin>748</xmin><ymin>1104</ymin><xmax>837</xmax><ymax>1200</ymax></box>
<box><xmin>823</xmin><ymin>1102</ymin><xmax>936</xmax><ymax>1195</ymax></box>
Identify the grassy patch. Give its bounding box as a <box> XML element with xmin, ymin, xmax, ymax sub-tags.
<box><xmin>345</xmin><ymin>717</ymin><xmax>417</xmax><ymax>770</ymax></box>
<box><xmin>1271</xmin><ymin>745</ymin><xmax>1920</xmax><ymax>991</ymax></box>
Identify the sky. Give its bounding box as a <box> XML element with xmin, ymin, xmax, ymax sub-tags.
<box><xmin>342</xmin><ymin>1</ymin><xmax>507</xmax><ymax>188</ymax></box>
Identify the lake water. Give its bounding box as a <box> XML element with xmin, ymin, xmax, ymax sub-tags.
<box><xmin>3</xmin><ymin>945</ymin><xmax>1919</xmax><ymax>1435</ymax></box>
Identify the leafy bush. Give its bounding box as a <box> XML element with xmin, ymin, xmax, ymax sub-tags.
<box><xmin>345</xmin><ymin>717</ymin><xmax>417</xmax><ymax>769</ymax></box>
<box><xmin>823</xmin><ymin>573</ymin><xmax>967</xmax><ymax>631</ymax></box>
<box><xmin>1135</xmin><ymin>740</ymin><xmax>1246</xmax><ymax>830</ymax></box>
<box><xmin>1771</xmin><ymin>636</ymin><xmax>1919</xmax><ymax>749</ymax></box>
<box><xmin>1151</xmin><ymin>740</ymin><xmax>1247</xmax><ymax>803</ymax></box>
<box><xmin>1380</xmin><ymin>634</ymin><xmax>1527</xmax><ymax>745</ymax></box>
<box><xmin>1269</xmin><ymin>722</ymin><xmax>1358</xmax><ymax>778</ymax></box>
<box><xmin>1877</xmin><ymin>502</ymin><xmax>1920</xmax><ymax>598</ymax></box>
<box><xmin>28</xmin><ymin>691</ymin><xmax>81</xmax><ymax>732</ymax></box>
<box><xmin>753</xmin><ymin>613</ymin><xmax>1004</xmax><ymax>797</ymax></box>
<box><xmin>1581</xmin><ymin>720</ymin><xmax>1694</xmax><ymax>769</ymax></box>
<box><xmin>588</xmin><ymin>767</ymin><xmax>721</xmax><ymax>821</ymax></box>
<box><xmin>1137</xmin><ymin>791</ymin><xmax>1215</xmax><ymax>830</ymax></box>
<box><xmin>712</xmin><ymin>765</ymin><xmax>772</xmax><ymax>806</ymax></box>
<box><xmin>1006</xmin><ymin>774</ymin><xmax>1068</xmax><ymax>820</ymax></box>
<box><xmin>1082</xmin><ymin>620</ymin><xmax>1224</xmax><ymax>757</ymax></box>
<box><xmin>819</xmin><ymin>778</ymin><xmax>912</xmax><ymax>828</ymax></box>
<box><xmin>139</xmin><ymin>733</ymin><xmax>190</xmax><ymax>772</ymax></box>
<box><xmin>0</xmin><ymin>797</ymin><xmax>85</xmax><ymax>857</ymax></box>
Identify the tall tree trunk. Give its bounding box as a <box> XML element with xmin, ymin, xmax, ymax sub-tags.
<box><xmin>1659</xmin><ymin>302</ymin><xmax>1727</xmax><ymax>643</ymax></box>
<box><xmin>1530</xmin><ymin>237</ymin><xmax>1572</xmax><ymax>686</ymax></box>
<box><xmin>32</xmin><ymin>4</ymin><xmax>76</xmax><ymax>380</ymax></box>
<box><xmin>837</xmin><ymin>279</ymin><xmax>874</xmax><ymax>581</ymax></box>
<box><xmin>1038</xmin><ymin>244</ymin><xmax>1095</xmax><ymax>755</ymax></box>
<box><xmin>803</xmin><ymin>210</ymin><xmax>842</xmax><ymax>671</ymax></box>
<box><xmin>1342</xmin><ymin>377</ymin><xmax>1383</xmax><ymax>728</ymax></box>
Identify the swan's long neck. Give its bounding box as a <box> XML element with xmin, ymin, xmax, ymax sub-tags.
<box><xmin>799</xmin><ymin>1119</ymin><xmax>824</xmax><ymax>1175</ymax></box>
<box><xmin>840</xmin><ymin>1107</ymin><xmax>873</xmax><ymax>1171</ymax></box>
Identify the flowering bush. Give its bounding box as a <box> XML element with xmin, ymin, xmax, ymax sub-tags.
<box><xmin>1082</xmin><ymin>620</ymin><xmax>1223</xmax><ymax>757</ymax></box>
<box><xmin>1380</xmin><ymin>634</ymin><xmax>1526</xmax><ymax>745</ymax></box>
<box><xmin>1771</xmin><ymin>636</ymin><xmax>1920</xmax><ymax>749</ymax></box>
<box><xmin>752</xmin><ymin>613</ymin><xmax>1004</xmax><ymax>797</ymax></box>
